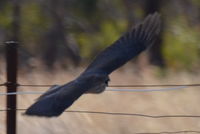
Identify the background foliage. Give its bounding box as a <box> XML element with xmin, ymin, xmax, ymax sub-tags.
<box><xmin>0</xmin><ymin>0</ymin><xmax>199</xmax><ymax>71</ymax></box>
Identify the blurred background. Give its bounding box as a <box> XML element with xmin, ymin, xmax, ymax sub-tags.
<box><xmin>0</xmin><ymin>0</ymin><xmax>200</xmax><ymax>71</ymax></box>
<box><xmin>1</xmin><ymin>0</ymin><xmax>200</xmax><ymax>134</ymax></box>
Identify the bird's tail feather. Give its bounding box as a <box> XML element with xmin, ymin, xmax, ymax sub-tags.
<box><xmin>24</xmin><ymin>82</ymin><xmax>85</xmax><ymax>117</ymax></box>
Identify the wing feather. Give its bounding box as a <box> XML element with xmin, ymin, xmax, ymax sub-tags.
<box><xmin>82</xmin><ymin>13</ymin><xmax>161</xmax><ymax>75</ymax></box>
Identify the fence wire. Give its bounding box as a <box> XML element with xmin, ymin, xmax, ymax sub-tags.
<box><xmin>1</xmin><ymin>82</ymin><xmax>200</xmax><ymax>87</ymax></box>
<box><xmin>1</xmin><ymin>108</ymin><xmax>200</xmax><ymax>119</ymax></box>
<box><xmin>16</xmin><ymin>83</ymin><xmax>200</xmax><ymax>87</ymax></box>
<box><xmin>0</xmin><ymin>82</ymin><xmax>200</xmax><ymax>95</ymax></box>
<box><xmin>0</xmin><ymin>86</ymin><xmax>191</xmax><ymax>96</ymax></box>
<box><xmin>135</xmin><ymin>131</ymin><xmax>200</xmax><ymax>134</ymax></box>
<box><xmin>0</xmin><ymin>83</ymin><xmax>6</xmax><ymax>86</ymax></box>
<box><xmin>1</xmin><ymin>109</ymin><xmax>200</xmax><ymax>134</ymax></box>
<box><xmin>1</xmin><ymin>82</ymin><xmax>200</xmax><ymax>95</ymax></box>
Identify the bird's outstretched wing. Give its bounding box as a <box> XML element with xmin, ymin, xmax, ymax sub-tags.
<box><xmin>83</xmin><ymin>13</ymin><xmax>161</xmax><ymax>75</ymax></box>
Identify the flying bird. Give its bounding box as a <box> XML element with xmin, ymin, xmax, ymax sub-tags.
<box><xmin>25</xmin><ymin>13</ymin><xmax>161</xmax><ymax>117</ymax></box>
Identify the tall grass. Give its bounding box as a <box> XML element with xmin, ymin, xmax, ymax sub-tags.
<box><xmin>1</xmin><ymin>65</ymin><xmax>200</xmax><ymax>134</ymax></box>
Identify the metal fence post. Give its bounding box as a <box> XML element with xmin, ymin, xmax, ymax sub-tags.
<box><xmin>6</xmin><ymin>41</ymin><xmax>18</xmax><ymax>134</ymax></box>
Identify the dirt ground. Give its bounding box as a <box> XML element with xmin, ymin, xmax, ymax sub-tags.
<box><xmin>1</xmin><ymin>65</ymin><xmax>200</xmax><ymax>134</ymax></box>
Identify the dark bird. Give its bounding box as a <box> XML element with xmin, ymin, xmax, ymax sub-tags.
<box><xmin>25</xmin><ymin>13</ymin><xmax>161</xmax><ymax>117</ymax></box>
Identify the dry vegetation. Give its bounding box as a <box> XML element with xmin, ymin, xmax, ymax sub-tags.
<box><xmin>1</xmin><ymin>64</ymin><xmax>200</xmax><ymax>134</ymax></box>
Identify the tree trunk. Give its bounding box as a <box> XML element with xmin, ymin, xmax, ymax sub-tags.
<box><xmin>11</xmin><ymin>0</ymin><xmax>21</xmax><ymax>41</ymax></box>
<box><xmin>122</xmin><ymin>0</ymin><xmax>137</xmax><ymax>28</ymax></box>
<box><xmin>144</xmin><ymin>0</ymin><xmax>165</xmax><ymax>67</ymax></box>
<box><xmin>42</xmin><ymin>0</ymin><xmax>80</xmax><ymax>69</ymax></box>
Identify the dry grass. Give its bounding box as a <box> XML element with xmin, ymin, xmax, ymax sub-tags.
<box><xmin>1</xmin><ymin>65</ymin><xmax>200</xmax><ymax>134</ymax></box>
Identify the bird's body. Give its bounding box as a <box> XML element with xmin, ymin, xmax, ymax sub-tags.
<box><xmin>25</xmin><ymin>13</ymin><xmax>161</xmax><ymax>117</ymax></box>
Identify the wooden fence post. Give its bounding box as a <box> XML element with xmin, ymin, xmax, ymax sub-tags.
<box><xmin>6</xmin><ymin>41</ymin><xmax>18</xmax><ymax>134</ymax></box>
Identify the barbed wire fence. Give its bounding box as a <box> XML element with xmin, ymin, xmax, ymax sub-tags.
<box><xmin>1</xmin><ymin>42</ymin><xmax>200</xmax><ymax>134</ymax></box>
